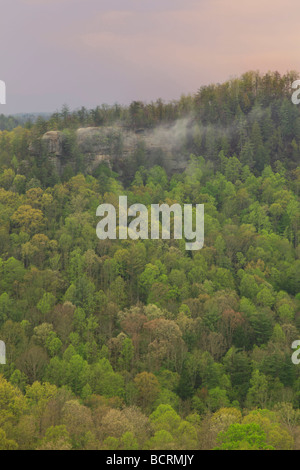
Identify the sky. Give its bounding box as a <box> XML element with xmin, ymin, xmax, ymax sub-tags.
<box><xmin>0</xmin><ymin>0</ymin><xmax>299</xmax><ymax>114</ymax></box>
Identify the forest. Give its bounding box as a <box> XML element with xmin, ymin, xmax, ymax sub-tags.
<box><xmin>0</xmin><ymin>71</ymin><xmax>299</xmax><ymax>450</ymax></box>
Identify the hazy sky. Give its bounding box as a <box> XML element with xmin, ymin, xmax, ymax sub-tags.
<box><xmin>1</xmin><ymin>0</ymin><xmax>299</xmax><ymax>114</ymax></box>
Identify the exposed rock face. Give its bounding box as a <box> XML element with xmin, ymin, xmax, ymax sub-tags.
<box><xmin>41</xmin><ymin>131</ymin><xmax>64</xmax><ymax>156</ymax></box>
<box><xmin>75</xmin><ymin>127</ymin><xmax>114</xmax><ymax>173</ymax></box>
<box><xmin>30</xmin><ymin>125</ymin><xmax>189</xmax><ymax>177</ymax></box>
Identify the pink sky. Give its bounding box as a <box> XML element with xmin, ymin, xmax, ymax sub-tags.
<box><xmin>0</xmin><ymin>0</ymin><xmax>299</xmax><ymax>113</ymax></box>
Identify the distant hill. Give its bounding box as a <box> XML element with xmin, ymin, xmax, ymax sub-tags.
<box><xmin>0</xmin><ymin>112</ymin><xmax>52</xmax><ymax>131</ymax></box>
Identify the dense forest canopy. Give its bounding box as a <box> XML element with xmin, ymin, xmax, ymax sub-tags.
<box><xmin>0</xmin><ymin>71</ymin><xmax>299</xmax><ymax>450</ymax></box>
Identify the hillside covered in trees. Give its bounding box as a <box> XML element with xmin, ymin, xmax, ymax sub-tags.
<box><xmin>0</xmin><ymin>71</ymin><xmax>299</xmax><ymax>450</ymax></box>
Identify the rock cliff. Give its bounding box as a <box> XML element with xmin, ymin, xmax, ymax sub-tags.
<box><xmin>30</xmin><ymin>124</ymin><xmax>189</xmax><ymax>177</ymax></box>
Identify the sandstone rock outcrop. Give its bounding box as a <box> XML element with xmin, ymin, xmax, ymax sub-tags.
<box><xmin>41</xmin><ymin>131</ymin><xmax>64</xmax><ymax>156</ymax></box>
<box><xmin>30</xmin><ymin>124</ymin><xmax>189</xmax><ymax>177</ymax></box>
